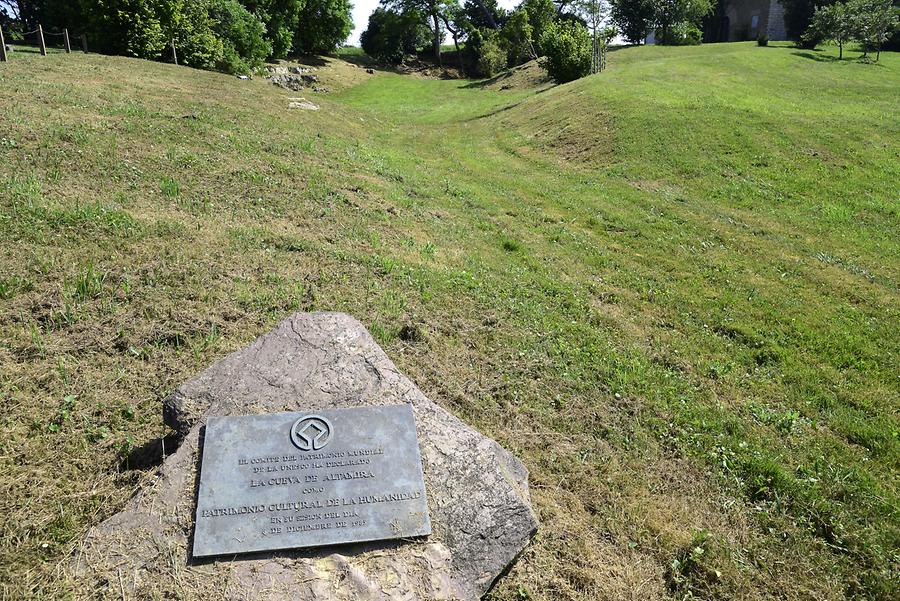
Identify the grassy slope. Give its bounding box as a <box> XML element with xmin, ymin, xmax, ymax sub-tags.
<box><xmin>0</xmin><ymin>42</ymin><xmax>897</xmax><ymax>599</ymax></box>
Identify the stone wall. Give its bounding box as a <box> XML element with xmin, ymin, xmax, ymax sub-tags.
<box><xmin>766</xmin><ymin>0</ymin><xmax>788</xmax><ymax>41</ymax></box>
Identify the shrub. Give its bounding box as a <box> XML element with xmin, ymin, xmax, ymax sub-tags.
<box><xmin>208</xmin><ymin>0</ymin><xmax>271</xmax><ymax>74</ymax></box>
<box><xmin>757</xmin><ymin>34</ymin><xmax>769</xmax><ymax>46</ymax></box>
<box><xmin>500</xmin><ymin>9</ymin><xmax>535</xmax><ymax>67</ymax></box>
<box><xmin>539</xmin><ymin>20</ymin><xmax>591</xmax><ymax>83</ymax></box>
<box><xmin>241</xmin><ymin>0</ymin><xmax>303</xmax><ymax>59</ymax></box>
<box><xmin>657</xmin><ymin>21</ymin><xmax>704</xmax><ymax>45</ymax></box>
<box><xmin>477</xmin><ymin>33</ymin><xmax>508</xmax><ymax>77</ymax></box>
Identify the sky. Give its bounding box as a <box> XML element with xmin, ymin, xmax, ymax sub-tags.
<box><xmin>348</xmin><ymin>0</ymin><xmax>521</xmax><ymax>46</ymax></box>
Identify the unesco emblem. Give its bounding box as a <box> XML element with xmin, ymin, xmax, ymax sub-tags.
<box><xmin>290</xmin><ymin>415</ymin><xmax>333</xmax><ymax>451</ymax></box>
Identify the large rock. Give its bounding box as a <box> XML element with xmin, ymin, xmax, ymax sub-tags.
<box><xmin>73</xmin><ymin>312</ymin><xmax>538</xmax><ymax>600</ymax></box>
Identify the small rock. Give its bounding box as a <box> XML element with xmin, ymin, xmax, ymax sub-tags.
<box><xmin>288</xmin><ymin>97</ymin><xmax>319</xmax><ymax>110</ymax></box>
<box><xmin>236</xmin><ymin>75</ymin><xmax>250</xmax><ymax>80</ymax></box>
<box><xmin>366</xmin><ymin>68</ymin><xmax>375</xmax><ymax>74</ymax></box>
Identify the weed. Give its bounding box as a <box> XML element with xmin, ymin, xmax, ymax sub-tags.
<box><xmin>68</xmin><ymin>264</ymin><xmax>106</xmax><ymax>301</ymax></box>
<box><xmin>160</xmin><ymin>177</ymin><xmax>180</xmax><ymax>198</ymax></box>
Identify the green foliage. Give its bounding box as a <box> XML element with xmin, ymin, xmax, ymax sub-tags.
<box><xmin>653</xmin><ymin>0</ymin><xmax>712</xmax><ymax>45</ymax></box>
<box><xmin>500</xmin><ymin>9</ymin><xmax>535</xmax><ymax>66</ymax></box>
<box><xmin>610</xmin><ymin>0</ymin><xmax>659</xmax><ymax>43</ymax></box>
<box><xmin>463</xmin><ymin>0</ymin><xmax>505</xmax><ymax>29</ymax></box>
<box><xmin>757</xmin><ymin>33</ymin><xmax>768</xmax><ymax>45</ymax></box>
<box><xmin>361</xmin><ymin>7</ymin><xmax>430</xmax><ymax>63</ymax></box>
<box><xmin>659</xmin><ymin>20</ymin><xmax>703</xmax><ymax>45</ymax></box>
<box><xmin>77</xmin><ymin>0</ymin><xmax>177</xmax><ymax>58</ymax></box>
<box><xmin>13</xmin><ymin>0</ymin><xmax>348</xmax><ymax>71</ymax></box>
<box><xmin>539</xmin><ymin>19</ymin><xmax>591</xmax><ymax>83</ymax></box>
<box><xmin>804</xmin><ymin>2</ymin><xmax>852</xmax><ymax>57</ymax></box>
<box><xmin>174</xmin><ymin>0</ymin><xmax>225</xmax><ymax>71</ymax></box>
<box><xmin>520</xmin><ymin>0</ymin><xmax>556</xmax><ymax>54</ymax></box>
<box><xmin>208</xmin><ymin>0</ymin><xmax>271</xmax><ymax>73</ymax></box>
<box><xmin>803</xmin><ymin>0</ymin><xmax>899</xmax><ymax>60</ymax></box>
<box><xmin>782</xmin><ymin>0</ymin><xmax>836</xmax><ymax>46</ymax></box>
<box><xmin>848</xmin><ymin>0</ymin><xmax>899</xmax><ymax>59</ymax></box>
<box><xmin>294</xmin><ymin>0</ymin><xmax>353</xmax><ymax>54</ymax></box>
<box><xmin>477</xmin><ymin>31</ymin><xmax>507</xmax><ymax>76</ymax></box>
<box><xmin>241</xmin><ymin>0</ymin><xmax>304</xmax><ymax>58</ymax></box>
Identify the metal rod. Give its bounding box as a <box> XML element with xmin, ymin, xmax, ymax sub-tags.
<box><xmin>63</xmin><ymin>28</ymin><xmax>71</xmax><ymax>53</ymax></box>
<box><xmin>38</xmin><ymin>24</ymin><xmax>46</xmax><ymax>56</ymax></box>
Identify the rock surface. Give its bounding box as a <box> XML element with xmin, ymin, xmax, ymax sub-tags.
<box><xmin>288</xmin><ymin>97</ymin><xmax>319</xmax><ymax>111</ymax></box>
<box><xmin>73</xmin><ymin>312</ymin><xmax>538</xmax><ymax>600</ymax></box>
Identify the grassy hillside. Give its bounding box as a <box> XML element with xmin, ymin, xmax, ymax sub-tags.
<box><xmin>1</xmin><ymin>42</ymin><xmax>897</xmax><ymax>599</ymax></box>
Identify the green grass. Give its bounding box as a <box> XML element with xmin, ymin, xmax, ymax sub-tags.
<box><xmin>0</xmin><ymin>42</ymin><xmax>897</xmax><ymax>600</ymax></box>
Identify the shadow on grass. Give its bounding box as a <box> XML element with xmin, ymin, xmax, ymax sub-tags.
<box><xmin>458</xmin><ymin>65</ymin><xmax>552</xmax><ymax>90</ymax></box>
<box><xmin>459</xmin><ymin>72</ymin><xmax>513</xmax><ymax>90</ymax></box>
<box><xmin>793</xmin><ymin>51</ymin><xmax>840</xmax><ymax>62</ymax></box>
<box><xmin>792</xmin><ymin>50</ymin><xmax>884</xmax><ymax>65</ymax></box>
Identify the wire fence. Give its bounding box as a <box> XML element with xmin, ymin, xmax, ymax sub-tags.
<box><xmin>1</xmin><ymin>24</ymin><xmax>88</xmax><ymax>62</ymax></box>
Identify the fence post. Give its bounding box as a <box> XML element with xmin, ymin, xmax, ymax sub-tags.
<box><xmin>170</xmin><ymin>39</ymin><xmax>178</xmax><ymax>65</ymax></box>
<box><xmin>38</xmin><ymin>24</ymin><xmax>46</xmax><ymax>56</ymax></box>
<box><xmin>81</xmin><ymin>34</ymin><xmax>88</xmax><ymax>53</ymax></box>
<box><xmin>0</xmin><ymin>27</ymin><xmax>7</xmax><ymax>63</ymax></box>
<box><xmin>63</xmin><ymin>28</ymin><xmax>71</xmax><ymax>53</ymax></box>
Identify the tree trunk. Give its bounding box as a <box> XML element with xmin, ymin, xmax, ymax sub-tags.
<box><xmin>432</xmin><ymin>12</ymin><xmax>441</xmax><ymax>65</ymax></box>
<box><xmin>453</xmin><ymin>34</ymin><xmax>464</xmax><ymax>74</ymax></box>
<box><xmin>838</xmin><ymin>40</ymin><xmax>842</xmax><ymax>59</ymax></box>
<box><xmin>472</xmin><ymin>0</ymin><xmax>498</xmax><ymax>29</ymax></box>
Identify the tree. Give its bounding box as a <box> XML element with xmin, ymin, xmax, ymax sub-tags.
<box><xmin>438</xmin><ymin>0</ymin><xmax>470</xmax><ymax>71</ymax></box>
<box><xmin>294</xmin><ymin>0</ymin><xmax>352</xmax><ymax>54</ymax></box>
<box><xmin>610</xmin><ymin>0</ymin><xmax>655</xmax><ymax>43</ymax></box>
<box><xmin>463</xmin><ymin>0</ymin><xmax>503</xmax><ymax>29</ymax></box>
<box><xmin>653</xmin><ymin>0</ymin><xmax>711</xmax><ymax>44</ymax></box>
<box><xmin>241</xmin><ymin>0</ymin><xmax>303</xmax><ymax>58</ymax></box>
<box><xmin>382</xmin><ymin>0</ymin><xmax>469</xmax><ymax>64</ymax></box>
<box><xmin>576</xmin><ymin>0</ymin><xmax>609</xmax><ymax>74</ymax></box>
<box><xmin>521</xmin><ymin>0</ymin><xmax>556</xmax><ymax>53</ymax></box>
<box><xmin>209</xmin><ymin>0</ymin><xmax>271</xmax><ymax>72</ymax></box>
<box><xmin>849</xmin><ymin>0</ymin><xmax>899</xmax><ymax>60</ymax></box>
<box><xmin>539</xmin><ymin>18</ymin><xmax>591</xmax><ymax>82</ymax></box>
<box><xmin>782</xmin><ymin>0</ymin><xmax>836</xmax><ymax>46</ymax></box>
<box><xmin>500</xmin><ymin>8</ymin><xmax>535</xmax><ymax>65</ymax></box>
<box><xmin>803</xmin><ymin>2</ymin><xmax>852</xmax><ymax>58</ymax></box>
<box><xmin>361</xmin><ymin>6</ymin><xmax>430</xmax><ymax>62</ymax></box>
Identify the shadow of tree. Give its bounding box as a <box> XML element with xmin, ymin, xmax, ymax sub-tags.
<box><xmin>792</xmin><ymin>51</ymin><xmax>840</xmax><ymax>62</ymax></box>
<box><xmin>792</xmin><ymin>50</ymin><xmax>884</xmax><ymax>65</ymax></box>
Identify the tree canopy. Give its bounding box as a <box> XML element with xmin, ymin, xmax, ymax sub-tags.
<box><xmin>0</xmin><ymin>0</ymin><xmax>353</xmax><ymax>72</ymax></box>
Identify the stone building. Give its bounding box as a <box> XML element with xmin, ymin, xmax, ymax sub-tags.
<box><xmin>704</xmin><ymin>0</ymin><xmax>788</xmax><ymax>42</ymax></box>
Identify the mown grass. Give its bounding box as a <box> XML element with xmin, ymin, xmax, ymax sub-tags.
<box><xmin>0</xmin><ymin>42</ymin><xmax>897</xmax><ymax>600</ymax></box>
